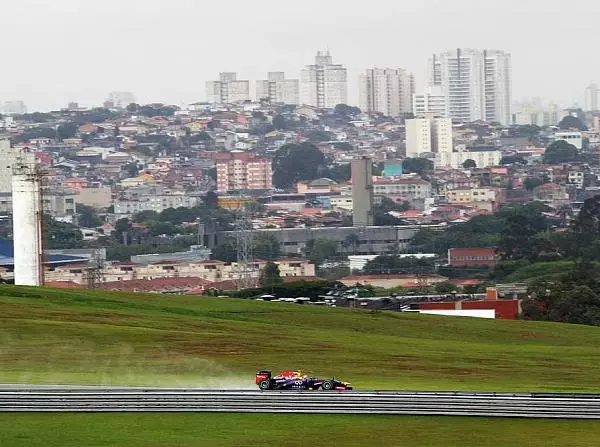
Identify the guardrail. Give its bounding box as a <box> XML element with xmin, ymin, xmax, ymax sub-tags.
<box><xmin>1</xmin><ymin>387</ymin><xmax>600</xmax><ymax>418</ymax></box>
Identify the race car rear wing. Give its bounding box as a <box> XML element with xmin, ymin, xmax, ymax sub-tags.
<box><xmin>256</xmin><ymin>370</ymin><xmax>272</xmax><ymax>384</ymax></box>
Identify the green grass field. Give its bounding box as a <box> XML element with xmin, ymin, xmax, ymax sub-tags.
<box><xmin>1</xmin><ymin>413</ymin><xmax>599</xmax><ymax>447</ymax></box>
<box><xmin>1</xmin><ymin>285</ymin><xmax>600</xmax><ymax>392</ymax></box>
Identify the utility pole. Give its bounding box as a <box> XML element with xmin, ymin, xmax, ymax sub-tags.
<box><xmin>84</xmin><ymin>250</ymin><xmax>105</xmax><ymax>289</ymax></box>
<box><xmin>234</xmin><ymin>199</ymin><xmax>254</xmax><ymax>291</ymax></box>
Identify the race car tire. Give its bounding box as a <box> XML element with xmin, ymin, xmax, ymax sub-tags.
<box><xmin>259</xmin><ymin>379</ymin><xmax>272</xmax><ymax>390</ymax></box>
<box><xmin>321</xmin><ymin>380</ymin><xmax>334</xmax><ymax>390</ymax></box>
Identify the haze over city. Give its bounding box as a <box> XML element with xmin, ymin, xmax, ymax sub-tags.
<box><xmin>2</xmin><ymin>0</ymin><xmax>597</xmax><ymax>111</ymax></box>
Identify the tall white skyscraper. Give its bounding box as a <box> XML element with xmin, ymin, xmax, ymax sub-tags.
<box><xmin>256</xmin><ymin>72</ymin><xmax>299</xmax><ymax>104</ymax></box>
<box><xmin>300</xmin><ymin>51</ymin><xmax>347</xmax><ymax>108</ymax></box>
<box><xmin>206</xmin><ymin>72</ymin><xmax>250</xmax><ymax>103</ymax></box>
<box><xmin>428</xmin><ymin>49</ymin><xmax>512</xmax><ymax>125</ymax></box>
<box><xmin>2</xmin><ymin>101</ymin><xmax>27</xmax><ymax>115</ymax></box>
<box><xmin>413</xmin><ymin>86</ymin><xmax>448</xmax><ymax>118</ymax></box>
<box><xmin>106</xmin><ymin>92</ymin><xmax>136</xmax><ymax>108</ymax></box>
<box><xmin>358</xmin><ymin>68</ymin><xmax>414</xmax><ymax>116</ymax></box>
<box><xmin>585</xmin><ymin>83</ymin><xmax>599</xmax><ymax>111</ymax></box>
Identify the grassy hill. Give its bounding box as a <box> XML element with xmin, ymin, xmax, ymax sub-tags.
<box><xmin>1</xmin><ymin>285</ymin><xmax>600</xmax><ymax>391</ymax></box>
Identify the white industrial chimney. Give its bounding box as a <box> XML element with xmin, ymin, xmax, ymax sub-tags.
<box><xmin>12</xmin><ymin>160</ymin><xmax>43</xmax><ymax>286</ymax></box>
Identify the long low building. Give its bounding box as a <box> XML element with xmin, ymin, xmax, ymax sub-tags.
<box><xmin>213</xmin><ymin>225</ymin><xmax>429</xmax><ymax>256</ymax></box>
<box><xmin>43</xmin><ymin>258</ymin><xmax>316</xmax><ymax>286</ymax></box>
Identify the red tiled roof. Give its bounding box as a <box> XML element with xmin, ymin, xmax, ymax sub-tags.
<box><xmin>101</xmin><ymin>277</ymin><xmax>213</xmax><ymax>292</ymax></box>
<box><xmin>451</xmin><ymin>279</ymin><xmax>482</xmax><ymax>287</ymax></box>
<box><xmin>343</xmin><ymin>274</ymin><xmax>448</xmax><ymax>281</ymax></box>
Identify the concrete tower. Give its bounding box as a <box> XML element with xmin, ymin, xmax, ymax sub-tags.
<box><xmin>12</xmin><ymin>159</ymin><xmax>43</xmax><ymax>286</ymax></box>
<box><xmin>351</xmin><ymin>157</ymin><xmax>374</xmax><ymax>227</ymax></box>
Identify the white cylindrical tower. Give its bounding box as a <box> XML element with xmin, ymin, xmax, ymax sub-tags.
<box><xmin>12</xmin><ymin>163</ymin><xmax>43</xmax><ymax>286</ymax></box>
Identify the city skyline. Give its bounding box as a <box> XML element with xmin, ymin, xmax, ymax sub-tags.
<box><xmin>1</xmin><ymin>0</ymin><xmax>597</xmax><ymax>111</ymax></box>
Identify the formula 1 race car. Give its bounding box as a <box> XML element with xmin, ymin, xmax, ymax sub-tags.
<box><xmin>256</xmin><ymin>370</ymin><xmax>352</xmax><ymax>391</ymax></box>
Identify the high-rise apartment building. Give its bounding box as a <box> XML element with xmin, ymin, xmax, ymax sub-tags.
<box><xmin>256</xmin><ymin>72</ymin><xmax>299</xmax><ymax>104</ymax></box>
<box><xmin>405</xmin><ymin>117</ymin><xmax>453</xmax><ymax>158</ymax></box>
<box><xmin>206</xmin><ymin>73</ymin><xmax>250</xmax><ymax>104</ymax></box>
<box><xmin>413</xmin><ymin>86</ymin><xmax>448</xmax><ymax>118</ymax></box>
<box><xmin>358</xmin><ymin>68</ymin><xmax>414</xmax><ymax>116</ymax></box>
<box><xmin>2</xmin><ymin>101</ymin><xmax>27</xmax><ymax>115</ymax></box>
<box><xmin>585</xmin><ymin>83</ymin><xmax>599</xmax><ymax>111</ymax></box>
<box><xmin>428</xmin><ymin>49</ymin><xmax>512</xmax><ymax>125</ymax></box>
<box><xmin>300</xmin><ymin>51</ymin><xmax>347</xmax><ymax>109</ymax></box>
<box><xmin>513</xmin><ymin>103</ymin><xmax>562</xmax><ymax>127</ymax></box>
<box><xmin>215</xmin><ymin>152</ymin><xmax>272</xmax><ymax>193</ymax></box>
<box><xmin>106</xmin><ymin>92</ymin><xmax>136</xmax><ymax>108</ymax></box>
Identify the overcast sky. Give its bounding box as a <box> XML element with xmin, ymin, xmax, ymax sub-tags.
<box><xmin>1</xmin><ymin>0</ymin><xmax>596</xmax><ymax>111</ymax></box>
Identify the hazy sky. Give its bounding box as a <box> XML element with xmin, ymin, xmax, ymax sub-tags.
<box><xmin>1</xmin><ymin>0</ymin><xmax>596</xmax><ymax>111</ymax></box>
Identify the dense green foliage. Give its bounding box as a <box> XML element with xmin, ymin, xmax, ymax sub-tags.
<box><xmin>543</xmin><ymin>140</ymin><xmax>580</xmax><ymax>164</ymax></box>
<box><xmin>402</xmin><ymin>158</ymin><xmax>434</xmax><ymax>176</ymax></box>
<box><xmin>462</xmin><ymin>159</ymin><xmax>477</xmax><ymax>169</ymax></box>
<box><xmin>558</xmin><ymin>115</ymin><xmax>587</xmax><ymax>131</ymax></box>
<box><xmin>76</xmin><ymin>204</ymin><xmax>103</xmax><ymax>228</ymax></box>
<box><xmin>272</xmin><ymin>142</ymin><xmax>328</xmax><ymax>189</ymax></box>
<box><xmin>46</xmin><ymin>218</ymin><xmax>84</xmax><ymax>249</ymax></box>
<box><xmin>305</xmin><ymin>238</ymin><xmax>339</xmax><ymax>266</ymax></box>
<box><xmin>259</xmin><ymin>261</ymin><xmax>283</xmax><ymax>287</ymax></box>
<box><xmin>410</xmin><ymin>203</ymin><xmax>553</xmax><ymax>262</ymax></box>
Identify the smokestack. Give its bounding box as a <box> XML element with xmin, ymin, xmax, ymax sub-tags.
<box><xmin>12</xmin><ymin>161</ymin><xmax>43</xmax><ymax>286</ymax></box>
<box><xmin>351</xmin><ymin>157</ymin><xmax>374</xmax><ymax>227</ymax></box>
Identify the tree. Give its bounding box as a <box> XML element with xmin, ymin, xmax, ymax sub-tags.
<box><xmin>500</xmin><ymin>155</ymin><xmax>527</xmax><ymax>165</ymax></box>
<box><xmin>306</xmin><ymin>238</ymin><xmax>338</xmax><ymax>266</ymax></box>
<box><xmin>462</xmin><ymin>159</ymin><xmax>477</xmax><ymax>169</ymax></box>
<box><xmin>332</xmin><ymin>142</ymin><xmax>353</xmax><ymax>151</ymax></box>
<box><xmin>305</xmin><ymin>130</ymin><xmax>333</xmax><ymax>143</ymax></box>
<box><xmin>363</xmin><ymin>255</ymin><xmax>435</xmax><ymax>275</ymax></box>
<box><xmin>47</xmin><ymin>218</ymin><xmax>84</xmax><ymax>249</ymax></box>
<box><xmin>334</xmin><ymin>104</ymin><xmax>361</xmax><ymax>118</ymax></box>
<box><xmin>325</xmin><ymin>163</ymin><xmax>351</xmax><ymax>183</ymax></box>
<box><xmin>260</xmin><ymin>262</ymin><xmax>283</xmax><ymax>287</ymax></box>
<box><xmin>272</xmin><ymin>143</ymin><xmax>328</xmax><ymax>189</ymax></box>
<box><xmin>402</xmin><ymin>158</ymin><xmax>434</xmax><ymax>176</ymax></box>
<box><xmin>126</xmin><ymin>103</ymin><xmax>140</xmax><ymax>113</ymax></box>
<box><xmin>132</xmin><ymin>210</ymin><xmax>160</xmax><ymax>224</ymax></box>
<box><xmin>571</xmin><ymin>196</ymin><xmax>600</xmax><ymax>260</ymax></box>
<box><xmin>373</xmin><ymin>211</ymin><xmax>405</xmax><ymax>226</ymax></box>
<box><xmin>202</xmin><ymin>191</ymin><xmax>219</xmax><ymax>209</ymax></box>
<box><xmin>523</xmin><ymin>267</ymin><xmax>600</xmax><ymax>326</ymax></box>
<box><xmin>124</xmin><ymin>162</ymin><xmax>139</xmax><ymax>178</ymax></box>
<box><xmin>56</xmin><ymin>123</ymin><xmax>78</xmax><ymax>140</ymax></box>
<box><xmin>524</xmin><ymin>177</ymin><xmax>544</xmax><ymax>191</ymax></box>
<box><xmin>558</xmin><ymin>115</ymin><xmax>588</xmax><ymax>131</ymax></box>
<box><xmin>212</xmin><ymin>241</ymin><xmax>237</xmax><ymax>262</ymax></box>
<box><xmin>543</xmin><ymin>140</ymin><xmax>579</xmax><ymax>164</ymax></box>
<box><xmin>342</xmin><ymin>233</ymin><xmax>360</xmax><ymax>254</ymax></box>
<box><xmin>497</xmin><ymin>205</ymin><xmax>552</xmax><ymax>261</ymax></box>
<box><xmin>253</xmin><ymin>233</ymin><xmax>281</xmax><ymax>261</ymax></box>
<box><xmin>272</xmin><ymin>115</ymin><xmax>287</xmax><ymax>130</ymax></box>
<box><xmin>77</xmin><ymin>204</ymin><xmax>103</xmax><ymax>228</ymax></box>
<box><xmin>435</xmin><ymin>282</ymin><xmax>458</xmax><ymax>294</ymax></box>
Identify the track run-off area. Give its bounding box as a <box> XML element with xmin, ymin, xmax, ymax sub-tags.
<box><xmin>1</xmin><ymin>387</ymin><xmax>600</xmax><ymax>418</ymax></box>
